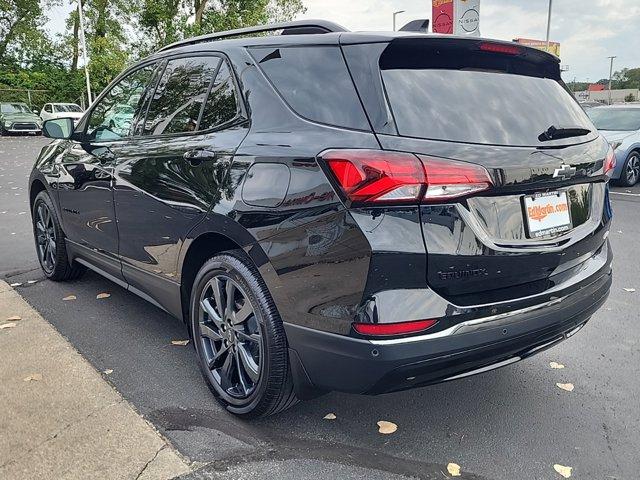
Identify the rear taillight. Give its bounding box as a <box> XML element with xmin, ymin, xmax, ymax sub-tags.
<box><xmin>321</xmin><ymin>149</ymin><xmax>492</xmax><ymax>205</ymax></box>
<box><xmin>604</xmin><ymin>146</ymin><xmax>616</xmax><ymax>177</ymax></box>
<box><xmin>353</xmin><ymin>319</ymin><xmax>437</xmax><ymax>336</ymax></box>
<box><xmin>420</xmin><ymin>156</ymin><xmax>493</xmax><ymax>201</ymax></box>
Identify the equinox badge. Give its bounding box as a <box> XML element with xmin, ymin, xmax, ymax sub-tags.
<box><xmin>553</xmin><ymin>164</ymin><xmax>577</xmax><ymax>180</ymax></box>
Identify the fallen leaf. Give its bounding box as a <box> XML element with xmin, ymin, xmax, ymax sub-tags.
<box><xmin>323</xmin><ymin>413</ymin><xmax>336</xmax><ymax>420</ymax></box>
<box><xmin>6</xmin><ymin>315</ymin><xmax>21</xmax><ymax>321</ymax></box>
<box><xmin>96</xmin><ymin>293</ymin><xmax>111</xmax><ymax>299</ymax></box>
<box><xmin>0</xmin><ymin>323</ymin><xmax>17</xmax><ymax>330</ymax></box>
<box><xmin>9</xmin><ymin>282</ymin><xmax>22</xmax><ymax>287</ymax></box>
<box><xmin>623</xmin><ymin>288</ymin><xmax>636</xmax><ymax>293</ymax></box>
<box><xmin>171</xmin><ymin>340</ymin><xmax>190</xmax><ymax>346</ymax></box>
<box><xmin>553</xmin><ymin>464</ymin><xmax>573</xmax><ymax>478</ymax></box>
<box><xmin>23</xmin><ymin>373</ymin><xmax>43</xmax><ymax>382</ymax></box>
<box><xmin>447</xmin><ymin>463</ymin><xmax>461</xmax><ymax>477</ymax></box>
<box><xmin>62</xmin><ymin>295</ymin><xmax>77</xmax><ymax>301</ymax></box>
<box><xmin>103</xmin><ymin>369</ymin><xmax>113</xmax><ymax>375</ymax></box>
<box><xmin>549</xmin><ymin>361</ymin><xmax>565</xmax><ymax>369</ymax></box>
<box><xmin>376</xmin><ymin>420</ymin><xmax>397</xmax><ymax>434</ymax></box>
<box><xmin>556</xmin><ymin>383</ymin><xmax>574</xmax><ymax>392</ymax></box>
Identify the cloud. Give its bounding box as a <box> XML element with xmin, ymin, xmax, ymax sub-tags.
<box><xmin>297</xmin><ymin>0</ymin><xmax>640</xmax><ymax>81</ymax></box>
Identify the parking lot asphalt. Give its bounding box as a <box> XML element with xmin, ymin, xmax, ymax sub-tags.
<box><xmin>1</xmin><ymin>135</ymin><xmax>639</xmax><ymax>480</ymax></box>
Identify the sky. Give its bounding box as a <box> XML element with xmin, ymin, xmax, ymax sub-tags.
<box><xmin>48</xmin><ymin>0</ymin><xmax>640</xmax><ymax>82</ymax></box>
<box><xmin>295</xmin><ymin>0</ymin><xmax>640</xmax><ymax>82</ymax></box>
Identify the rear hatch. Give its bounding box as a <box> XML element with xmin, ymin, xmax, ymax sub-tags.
<box><xmin>341</xmin><ymin>35</ymin><xmax>612</xmax><ymax>305</ymax></box>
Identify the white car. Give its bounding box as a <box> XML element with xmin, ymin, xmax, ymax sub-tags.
<box><xmin>40</xmin><ymin>103</ymin><xmax>84</xmax><ymax>124</ymax></box>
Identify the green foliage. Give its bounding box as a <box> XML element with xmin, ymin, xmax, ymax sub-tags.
<box><xmin>625</xmin><ymin>93</ymin><xmax>637</xmax><ymax>102</ymax></box>
<box><xmin>0</xmin><ymin>0</ymin><xmax>305</xmax><ymax>105</ymax></box>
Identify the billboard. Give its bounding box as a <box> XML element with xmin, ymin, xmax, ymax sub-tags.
<box><xmin>513</xmin><ymin>38</ymin><xmax>561</xmax><ymax>57</ymax></box>
<box><xmin>432</xmin><ymin>0</ymin><xmax>454</xmax><ymax>34</ymax></box>
<box><xmin>432</xmin><ymin>0</ymin><xmax>480</xmax><ymax>36</ymax></box>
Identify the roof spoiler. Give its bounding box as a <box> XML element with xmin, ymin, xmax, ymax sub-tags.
<box><xmin>399</xmin><ymin>19</ymin><xmax>430</xmax><ymax>33</ymax></box>
<box><xmin>158</xmin><ymin>19</ymin><xmax>349</xmax><ymax>52</ymax></box>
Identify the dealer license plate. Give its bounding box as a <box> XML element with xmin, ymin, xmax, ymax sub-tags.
<box><xmin>523</xmin><ymin>191</ymin><xmax>572</xmax><ymax>238</ymax></box>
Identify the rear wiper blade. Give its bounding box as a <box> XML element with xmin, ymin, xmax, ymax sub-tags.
<box><xmin>538</xmin><ymin>125</ymin><xmax>592</xmax><ymax>142</ymax></box>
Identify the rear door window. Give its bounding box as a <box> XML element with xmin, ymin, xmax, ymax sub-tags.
<box><xmin>199</xmin><ymin>61</ymin><xmax>240</xmax><ymax>130</ymax></box>
<box><xmin>250</xmin><ymin>46</ymin><xmax>369</xmax><ymax>131</ymax></box>
<box><xmin>143</xmin><ymin>56</ymin><xmax>221</xmax><ymax>136</ymax></box>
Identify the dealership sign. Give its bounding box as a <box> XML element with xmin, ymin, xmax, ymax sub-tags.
<box><xmin>432</xmin><ymin>0</ymin><xmax>480</xmax><ymax>36</ymax></box>
<box><xmin>513</xmin><ymin>38</ymin><xmax>561</xmax><ymax>57</ymax></box>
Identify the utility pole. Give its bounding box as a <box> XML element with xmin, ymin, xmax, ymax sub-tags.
<box><xmin>545</xmin><ymin>0</ymin><xmax>553</xmax><ymax>51</ymax></box>
<box><xmin>393</xmin><ymin>10</ymin><xmax>405</xmax><ymax>31</ymax></box>
<box><xmin>607</xmin><ymin>56</ymin><xmax>616</xmax><ymax>105</ymax></box>
<box><xmin>77</xmin><ymin>0</ymin><xmax>92</xmax><ymax>106</ymax></box>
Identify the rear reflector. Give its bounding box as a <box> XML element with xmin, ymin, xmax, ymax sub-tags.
<box><xmin>604</xmin><ymin>146</ymin><xmax>616</xmax><ymax>177</ymax></box>
<box><xmin>479</xmin><ymin>42</ymin><xmax>522</xmax><ymax>55</ymax></box>
<box><xmin>353</xmin><ymin>319</ymin><xmax>438</xmax><ymax>336</ymax></box>
<box><xmin>320</xmin><ymin>149</ymin><xmax>492</xmax><ymax>205</ymax></box>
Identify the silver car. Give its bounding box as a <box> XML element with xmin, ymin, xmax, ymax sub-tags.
<box><xmin>588</xmin><ymin>105</ymin><xmax>640</xmax><ymax>186</ymax></box>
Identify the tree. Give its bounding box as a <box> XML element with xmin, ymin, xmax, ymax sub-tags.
<box><xmin>137</xmin><ymin>0</ymin><xmax>305</xmax><ymax>54</ymax></box>
<box><xmin>0</xmin><ymin>0</ymin><xmax>46</xmax><ymax>63</ymax></box>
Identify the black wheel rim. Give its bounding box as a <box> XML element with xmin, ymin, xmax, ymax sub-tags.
<box><xmin>35</xmin><ymin>202</ymin><xmax>56</xmax><ymax>272</ymax></box>
<box><xmin>627</xmin><ymin>155</ymin><xmax>640</xmax><ymax>185</ymax></box>
<box><xmin>198</xmin><ymin>275</ymin><xmax>262</xmax><ymax>399</ymax></box>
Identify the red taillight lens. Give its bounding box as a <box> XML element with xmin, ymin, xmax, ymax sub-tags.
<box><xmin>420</xmin><ymin>156</ymin><xmax>493</xmax><ymax>201</ymax></box>
<box><xmin>324</xmin><ymin>150</ymin><xmax>425</xmax><ymax>204</ymax></box>
<box><xmin>479</xmin><ymin>42</ymin><xmax>522</xmax><ymax>55</ymax></box>
<box><xmin>353</xmin><ymin>319</ymin><xmax>438</xmax><ymax>336</ymax></box>
<box><xmin>321</xmin><ymin>149</ymin><xmax>493</xmax><ymax>204</ymax></box>
<box><xmin>604</xmin><ymin>146</ymin><xmax>616</xmax><ymax>177</ymax></box>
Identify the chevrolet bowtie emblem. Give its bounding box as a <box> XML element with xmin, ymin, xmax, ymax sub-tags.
<box><xmin>553</xmin><ymin>164</ymin><xmax>577</xmax><ymax>180</ymax></box>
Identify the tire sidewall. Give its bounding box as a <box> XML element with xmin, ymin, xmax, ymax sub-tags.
<box><xmin>189</xmin><ymin>254</ymin><xmax>279</xmax><ymax>416</ymax></box>
<box><xmin>621</xmin><ymin>152</ymin><xmax>640</xmax><ymax>187</ymax></box>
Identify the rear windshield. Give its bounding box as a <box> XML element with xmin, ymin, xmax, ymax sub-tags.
<box><xmin>588</xmin><ymin>108</ymin><xmax>640</xmax><ymax>131</ymax></box>
<box><xmin>379</xmin><ymin>42</ymin><xmax>594</xmax><ymax>146</ymax></box>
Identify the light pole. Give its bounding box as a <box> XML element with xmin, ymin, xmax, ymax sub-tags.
<box><xmin>393</xmin><ymin>10</ymin><xmax>405</xmax><ymax>31</ymax></box>
<box><xmin>545</xmin><ymin>0</ymin><xmax>553</xmax><ymax>52</ymax></box>
<box><xmin>77</xmin><ymin>0</ymin><xmax>92</xmax><ymax>106</ymax></box>
<box><xmin>607</xmin><ymin>56</ymin><xmax>617</xmax><ymax>105</ymax></box>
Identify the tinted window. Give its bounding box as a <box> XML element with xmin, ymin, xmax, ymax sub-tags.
<box><xmin>251</xmin><ymin>46</ymin><xmax>369</xmax><ymax>130</ymax></box>
<box><xmin>382</xmin><ymin>69</ymin><xmax>594</xmax><ymax>146</ymax></box>
<box><xmin>588</xmin><ymin>108</ymin><xmax>640</xmax><ymax>131</ymax></box>
<box><xmin>199</xmin><ymin>61</ymin><xmax>239</xmax><ymax>130</ymax></box>
<box><xmin>143</xmin><ymin>56</ymin><xmax>220</xmax><ymax>136</ymax></box>
<box><xmin>86</xmin><ymin>64</ymin><xmax>156</xmax><ymax>141</ymax></box>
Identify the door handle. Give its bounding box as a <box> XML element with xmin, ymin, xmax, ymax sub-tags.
<box><xmin>183</xmin><ymin>149</ymin><xmax>218</xmax><ymax>166</ymax></box>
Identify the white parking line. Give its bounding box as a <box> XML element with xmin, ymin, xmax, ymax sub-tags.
<box><xmin>610</xmin><ymin>191</ymin><xmax>640</xmax><ymax>197</ymax></box>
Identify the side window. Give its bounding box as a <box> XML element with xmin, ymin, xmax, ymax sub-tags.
<box><xmin>143</xmin><ymin>56</ymin><xmax>221</xmax><ymax>136</ymax></box>
<box><xmin>250</xmin><ymin>46</ymin><xmax>369</xmax><ymax>130</ymax></box>
<box><xmin>199</xmin><ymin>61</ymin><xmax>240</xmax><ymax>130</ymax></box>
<box><xmin>86</xmin><ymin>63</ymin><xmax>156</xmax><ymax>141</ymax></box>
<box><xmin>44</xmin><ymin>104</ymin><xmax>52</xmax><ymax>113</ymax></box>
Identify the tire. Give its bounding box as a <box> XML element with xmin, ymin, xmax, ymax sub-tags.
<box><xmin>618</xmin><ymin>151</ymin><xmax>640</xmax><ymax>187</ymax></box>
<box><xmin>189</xmin><ymin>250</ymin><xmax>298</xmax><ymax>418</ymax></box>
<box><xmin>32</xmin><ymin>191</ymin><xmax>86</xmax><ymax>281</ymax></box>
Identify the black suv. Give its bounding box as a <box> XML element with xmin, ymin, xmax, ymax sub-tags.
<box><xmin>30</xmin><ymin>20</ymin><xmax>614</xmax><ymax>417</ymax></box>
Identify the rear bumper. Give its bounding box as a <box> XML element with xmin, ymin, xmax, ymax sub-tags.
<box><xmin>286</xmin><ymin>264</ymin><xmax>611</xmax><ymax>395</ymax></box>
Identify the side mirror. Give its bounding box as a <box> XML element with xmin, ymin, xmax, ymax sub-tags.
<box><xmin>42</xmin><ymin>118</ymin><xmax>74</xmax><ymax>139</ymax></box>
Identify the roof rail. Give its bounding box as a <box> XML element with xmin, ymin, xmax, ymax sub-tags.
<box><xmin>158</xmin><ymin>19</ymin><xmax>349</xmax><ymax>52</ymax></box>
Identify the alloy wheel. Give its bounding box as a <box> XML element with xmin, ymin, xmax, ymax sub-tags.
<box><xmin>626</xmin><ymin>154</ymin><xmax>640</xmax><ymax>185</ymax></box>
<box><xmin>35</xmin><ymin>202</ymin><xmax>56</xmax><ymax>272</ymax></box>
<box><xmin>198</xmin><ymin>275</ymin><xmax>262</xmax><ymax>399</ymax></box>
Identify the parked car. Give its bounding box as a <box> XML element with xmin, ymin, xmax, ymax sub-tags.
<box><xmin>40</xmin><ymin>103</ymin><xmax>84</xmax><ymax>124</ymax></box>
<box><xmin>0</xmin><ymin>102</ymin><xmax>42</xmax><ymax>135</ymax></box>
<box><xmin>31</xmin><ymin>20</ymin><xmax>613</xmax><ymax>418</ymax></box>
<box><xmin>588</xmin><ymin>105</ymin><xmax>640</xmax><ymax>186</ymax></box>
<box><xmin>579</xmin><ymin>101</ymin><xmax>604</xmax><ymax>110</ymax></box>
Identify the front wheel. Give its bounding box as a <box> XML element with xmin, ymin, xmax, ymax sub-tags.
<box><xmin>189</xmin><ymin>251</ymin><xmax>298</xmax><ymax>417</ymax></box>
<box><xmin>32</xmin><ymin>191</ymin><xmax>86</xmax><ymax>281</ymax></box>
<box><xmin>619</xmin><ymin>152</ymin><xmax>640</xmax><ymax>187</ymax></box>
